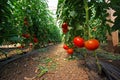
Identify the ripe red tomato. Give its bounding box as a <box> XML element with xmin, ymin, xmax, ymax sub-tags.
<box><xmin>84</xmin><ymin>39</ymin><xmax>100</xmax><ymax>51</ymax></box>
<box><xmin>33</xmin><ymin>37</ymin><xmax>38</xmax><ymax>43</ymax></box>
<box><xmin>63</xmin><ymin>44</ymin><xmax>69</xmax><ymax>50</ymax></box>
<box><xmin>67</xmin><ymin>48</ymin><xmax>74</xmax><ymax>54</ymax></box>
<box><xmin>25</xmin><ymin>34</ymin><xmax>30</xmax><ymax>38</ymax></box>
<box><xmin>62</xmin><ymin>28</ymin><xmax>68</xmax><ymax>34</ymax></box>
<box><xmin>62</xmin><ymin>22</ymin><xmax>68</xmax><ymax>29</ymax></box>
<box><xmin>73</xmin><ymin>36</ymin><xmax>84</xmax><ymax>48</ymax></box>
<box><xmin>22</xmin><ymin>34</ymin><xmax>30</xmax><ymax>38</ymax></box>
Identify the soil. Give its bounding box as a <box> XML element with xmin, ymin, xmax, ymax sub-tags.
<box><xmin>0</xmin><ymin>43</ymin><xmax>119</xmax><ymax>80</ymax></box>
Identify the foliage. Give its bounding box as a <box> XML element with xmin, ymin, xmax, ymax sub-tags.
<box><xmin>37</xmin><ymin>57</ymin><xmax>57</xmax><ymax>77</ymax></box>
<box><xmin>0</xmin><ymin>0</ymin><xmax>22</xmax><ymax>44</ymax></box>
<box><xmin>56</xmin><ymin>0</ymin><xmax>120</xmax><ymax>46</ymax></box>
<box><xmin>0</xmin><ymin>0</ymin><xmax>61</xmax><ymax>46</ymax></box>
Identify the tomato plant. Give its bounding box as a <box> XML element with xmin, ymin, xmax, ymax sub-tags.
<box><xmin>84</xmin><ymin>39</ymin><xmax>100</xmax><ymax>51</ymax></box>
<box><xmin>57</xmin><ymin>0</ymin><xmax>120</xmax><ymax>44</ymax></box>
<box><xmin>57</xmin><ymin>0</ymin><xmax>120</xmax><ymax>72</ymax></box>
<box><xmin>73</xmin><ymin>36</ymin><xmax>84</xmax><ymax>48</ymax></box>
<box><xmin>0</xmin><ymin>0</ymin><xmax>62</xmax><ymax>58</ymax></box>
<box><xmin>0</xmin><ymin>0</ymin><xmax>61</xmax><ymax>49</ymax></box>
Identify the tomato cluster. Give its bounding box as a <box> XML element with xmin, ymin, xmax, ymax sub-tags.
<box><xmin>61</xmin><ymin>22</ymin><xmax>69</xmax><ymax>34</ymax></box>
<box><xmin>20</xmin><ymin>17</ymin><xmax>39</xmax><ymax>49</ymax></box>
<box><xmin>63</xmin><ymin>44</ymin><xmax>74</xmax><ymax>55</ymax></box>
<box><xmin>61</xmin><ymin>23</ymin><xmax>100</xmax><ymax>54</ymax></box>
<box><xmin>22</xmin><ymin>34</ymin><xmax>38</xmax><ymax>42</ymax></box>
<box><xmin>63</xmin><ymin>36</ymin><xmax>100</xmax><ymax>55</ymax></box>
<box><xmin>73</xmin><ymin>36</ymin><xmax>99</xmax><ymax>51</ymax></box>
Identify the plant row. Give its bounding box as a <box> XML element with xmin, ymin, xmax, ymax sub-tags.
<box><xmin>0</xmin><ymin>0</ymin><xmax>61</xmax><ymax>48</ymax></box>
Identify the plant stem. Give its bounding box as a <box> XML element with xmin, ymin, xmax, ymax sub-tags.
<box><xmin>84</xmin><ymin>0</ymin><xmax>92</xmax><ymax>39</ymax></box>
<box><xmin>84</xmin><ymin>0</ymin><xmax>89</xmax><ymax>23</ymax></box>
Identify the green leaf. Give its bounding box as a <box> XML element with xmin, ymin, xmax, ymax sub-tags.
<box><xmin>37</xmin><ymin>66</ymin><xmax>48</xmax><ymax>77</ymax></box>
<box><xmin>9</xmin><ymin>36</ymin><xmax>21</xmax><ymax>42</ymax></box>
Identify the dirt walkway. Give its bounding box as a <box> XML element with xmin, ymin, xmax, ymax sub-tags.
<box><xmin>0</xmin><ymin>44</ymin><xmax>89</xmax><ymax>80</ymax></box>
<box><xmin>39</xmin><ymin>44</ymin><xmax>89</xmax><ymax>80</ymax></box>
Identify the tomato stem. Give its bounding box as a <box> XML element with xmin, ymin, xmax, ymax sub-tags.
<box><xmin>84</xmin><ymin>0</ymin><xmax>92</xmax><ymax>39</ymax></box>
<box><xmin>84</xmin><ymin>0</ymin><xmax>89</xmax><ymax>23</ymax></box>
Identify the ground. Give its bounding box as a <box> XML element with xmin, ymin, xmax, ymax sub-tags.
<box><xmin>0</xmin><ymin>43</ymin><xmax>119</xmax><ymax>80</ymax></box>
